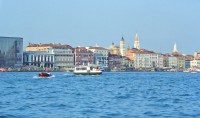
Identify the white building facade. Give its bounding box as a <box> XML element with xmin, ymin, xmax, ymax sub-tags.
<box><xmin>133</xmin><ymin>52</ymin><xmax>163</xmax><ymax>69</ymax></box>
<box><xmin>168</xmin><ymin>56</ymin><xmax>178</xmax><ymax>68</ymax></box>
<box><xmin>49</xmin><ymin>47</ymin><xmax>74</xmax><ymax>69</ymax></box>
<box><xmin>86</xmin><ymin>46</ymin><xmax>109</xmax><ymax>68</ymax></box>
<box><xmin>23</xmin><ymin>46</ymin><xmax>74</xmax><ymax>70</ymax></box>
<box><xmin>190</xmin><ymin>59</ymin><xmax>200</xmax><ymax>68</ymax></box>
<box><xmin>120</xmin><ymin>37</ymin><xmax>126</xmax><ymax>56</ymax></box>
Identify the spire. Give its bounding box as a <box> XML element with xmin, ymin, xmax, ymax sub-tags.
<box><xmin>134</xmin><ymin>33</ymin><xmax>140</xmax><ymax>49</ymax></box>
<box><xmin>173</xmin><ymin>43</ymin><xmax>178</xmax><ymax>53</ymax></box>
<box><xmin>121</xmin><ymin>35</ymin><xmax>124</xmax><ymax>41</ymax></box>
<box><xmin>135</xmin><ymin>33</ymin><xmax>139</xmax><ymax>41</ymax></box>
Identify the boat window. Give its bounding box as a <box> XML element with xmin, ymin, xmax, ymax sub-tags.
<box><xmin>81</xmin><ymin>67</ymin><xmax>87</xmax><ymax>70</ymax></box>
<box><xmin>76</xmin><ymin>67</ymin><xmax>87</xmax><ymax>70</ymax></box>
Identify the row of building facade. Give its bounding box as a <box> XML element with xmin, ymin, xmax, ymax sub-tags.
<box><xmin>0</xmin><ymin>36</ymin><xmax>200</xmax><ymax>71</ymax></box>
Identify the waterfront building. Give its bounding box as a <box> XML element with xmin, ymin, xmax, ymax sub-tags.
<box><xmin>185</xmin><ymin>60</ymin><xmax>191</xmax><ymax>69</ymax></box>
<box><xmin>86</xmin><ymin>46</ymin><xmax>109</xmax><ymax>68</ymax></box>
<box><xmin>109</xmin><ymin>42</ymin><xmax>120</xmax><ymax>55</ymax></box>
<box><xmin>190</xmin><ymin>51</ymin><xmax>200</xmax><ymax>68</ymax></box>
<box><xmin>133</xmin><ymin>49</ymin><xmax>163</xmax><ymax>69</ymax></box>
<box><xmin>158</xmin><ymin>54</ymin><xmax>164</xmax><ymax>68</ymax></box>
<box><xmin>194</xmin><ymin>51</ymin><xmax>200</xmax><ymax>59</ymax></box>
<box><xmin>163</xmin><ymin>53</ymin><xmax>186</xmax><ymax>70</ymax></box>
<box><xmin>120</xmin><ymin>36</ymin><xmax>126</xmax><ymax>56</ymax></box>
<box><xmin>50</xmin><ymin>46</ymin><xmax>74</xmax><ymax>70</ymax></box>
<box><xmin>177</xmin><ymin>55</ymin><xmax>185</xmax><ymax>70</ymax></box>
<box><xmin>134</xmin><ymin>33</ymin><xmax>140</xmax><ymax>49</ymax></box>
<box><xmin>162</xmin><ymin>43</ymin><xmax>186</xmax><ymax>70</ymax></box>
<box><xmin>121</xmin><ymin>56</ymin><xmax>134</xmax><ymax>71</ymax></box>
<box><xmin>0</xmin><ymin>36</ymin><xmax>23</xmax><ymax>67</ymax></box>
<box><xmin>190</xmin><ymin>59</ymin><xmax>200</xmax><ymax>68</ymax></box>
<box><xmin>74</xmin><ymin>47</ymin><xmax>94</xmax><ymax>66</ymax></box>
<box><xmin>185</xmin><ymin>55</ymin><xmax>194</xmax><ymax>61</ymax></box>
<box><xmin>108</xmin><ymin>53</ymin><xmax>122</xmax><ymax>71</ymax></box>
<box><xmin>168</xmin><ymin>55</ymin><xmax>178</xmax><ymax>68</ymax></box>
<box><xmin>183</xmin><ymin>55</ymin><xmax>193</xmax><ymax>69</ymax></box>
<box><xmin>163</xmin><ymin>54</ymin><xmax>169</xmax><ymax>68</ymax></box>
<box><xmin>24</xmin><ymin>44</ymin><xmax>74</xmax><ymax>70</ymax></box>
<box><xmin>126</xmin><ymin>48</ymin><xmax>140</xmax><ymax>61</ymax></box>
<box><xmin>23</xmin><ymin>51</ymin><xmax>54</xmax><ymax>68</ymax></box>
<box><xmin>171</xmin><ymin>43</ymin><xmax>186</xmax><ymax>70</ymax></box>
<box><xmin>25</xmin><ymin>43</ymin><xmax>72</xmax><ymax>51</ymax></box>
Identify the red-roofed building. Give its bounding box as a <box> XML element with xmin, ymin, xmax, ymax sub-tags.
<box><xmin>74</xmin><ymin>47</ymin><xmax>93</xmax><ymax>66</ymax></box>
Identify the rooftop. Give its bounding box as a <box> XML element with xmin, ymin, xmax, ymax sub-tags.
<box><xmin>0</xmin><ymin>36</ymin><xmax>23</xmax><ymax>39</ymax></box>
<box><xmin>27</xmin><ymin>43</ymin><xmax>73</xmax><ymax>49</ymax></box>
<box><xmin>88</xmin><ymin>46</ymin><xmax>108</xmax><ymax>50</ymax></box>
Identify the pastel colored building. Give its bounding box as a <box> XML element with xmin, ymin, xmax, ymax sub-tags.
<box><xmin>163</xmin><ymin>53</ymin><xmax>186</xmax><ymax>70</ymax></box>
<box><xmin>126</xmin><ymin>48</ymin><xmax>163</xmax><ymax>69</ymax></box>
<box><xmin>190</xmin><ymin>58</ymin><xmax>200</xmax><ymax>68</ymax></box>
<box><xmin>133</xmin><ymin>50</ymin><xmax>163</xmax><ymax>69</ymax></box>
<box><xmin>126</xmin><ymin>48</ymin><xmax>140</xmax><ymax>61</ymax></box>
<box><xmin>109</xmin><ymin>43</ymin><xmax>120</xmax><ymax>55</ymax></box>
<box><xmin>168</xmin><ymin>55</ymin><xmax>178</xmax><ymax>68</ymax></box>
<box><xmin>86</xmin><ymin>46</ymin><xmax>109</xmax><ymax>68</ymax></box>
<box><xmin>194</xmin><ymin>51</ymin><xmax>200</xmax><ymax>60</ymax></box>
<box><xmin>26</xmin><ymin>43</ymin><xmax>62</xmax><ymax>51</ymax></box>
<box><xmin>108</xmin><ymin>54</ymin><xmax>122</xmax><ymax>71</ymax></box>
<box><xmin>74</xmin><ymin>47</ymin><xmax>94</xmax><ymax>66</ymax></box>
<box><xmin>23</xmin><ymin>44</ymin><xmax>74</xmax><ymax>70</ymax></box>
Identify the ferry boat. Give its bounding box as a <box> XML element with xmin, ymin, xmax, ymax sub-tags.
<box><xmin>39</xmin><ymin>72</ymin><xmax>52</xmax><ymax>77</ymax></box>
<box><xmin>73</xmin><ymin>64</ymin><xmax>102</xmax><ymax>75</ymax></box>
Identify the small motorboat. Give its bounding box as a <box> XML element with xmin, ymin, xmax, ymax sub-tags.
<box><xmin>39</xmin><ymin>72</ymin><xmax>52</xmax><ymax>77</ymax></box>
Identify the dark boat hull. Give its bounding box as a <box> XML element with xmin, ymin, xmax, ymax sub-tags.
<box><xmin>73</xmin><ymin>72</ymin><xmax>102</xmax><ymax>75</ymax></box>
<box><xmin>39</xmin><ymin>72</ymin><xmax>52</xmax><ymax>77</ymax></box>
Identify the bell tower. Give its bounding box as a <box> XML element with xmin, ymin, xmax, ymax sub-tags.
<box><xmin>120</xmin><ymin>36</ymin><xmax>125</xmax><ymax>56</ymax></box>
<box><xmin>134</xmin><ymin>33</ymin><xmax>140</xmax><ymax>49</ymax></box>
<box><xmin>173</xmin><ymin>43</ymin><xmax>178</xmax><ymax>53</ymax></box>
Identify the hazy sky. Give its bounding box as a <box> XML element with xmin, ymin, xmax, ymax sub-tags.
<box><xmin>0</xmin><ymin>0</ymin><xmax>200</xmax><ymax>54</ymax></box>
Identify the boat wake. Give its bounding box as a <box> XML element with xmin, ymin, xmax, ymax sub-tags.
<box><xmin>63</xmin><ymin>73</ymin><xmax>75</xmax><ymax>77</ymax></box>
<box><xmin>33</xmin><ymin>75</ymin><xmax>55</xmax><ymax>79</ymax></box>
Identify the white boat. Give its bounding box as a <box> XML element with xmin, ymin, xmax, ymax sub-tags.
<box><xmin>196</xmin><ymin>69</ymin><xmax>200</xmax><ymax>72</ymax></box>
<box><xmin>188</xmin><ymin>68</ymin><xmax>198</xmax><ymax>73</ymax></box>
<box><xmin>183</xmin><ymin>70</ymin><xmax>189</xmax><ymax>73</ymax></box>
<box><xmin>73</xmin><ymin>64</ymin><xmax>102</xmax><ymax>75</ymax></box>
<box><xmin>183</xmin><ymin>69</ymin><xmax>190</xmax><ymax>72</ymax></box>
<box><xmin>191</xmin><ymin>71</ymin><xmax>197</xmax><ymax>74</ymax></box>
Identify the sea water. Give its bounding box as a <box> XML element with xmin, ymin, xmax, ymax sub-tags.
<box><xmin>0</xmin><ymin>72</ymin><xmax>200</xmax><ymax>118</ymax></box>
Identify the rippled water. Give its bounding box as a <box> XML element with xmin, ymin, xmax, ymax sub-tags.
<box><xmin>0</xmin><ymin>72</ymin><xmax>200</xmax><ymax>118</ymax></box>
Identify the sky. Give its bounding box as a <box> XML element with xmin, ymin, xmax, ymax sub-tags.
<box><xmin>0</xmin><ymin>0</ymin><xmax>200</xmax><ymax>54</ymax></box>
